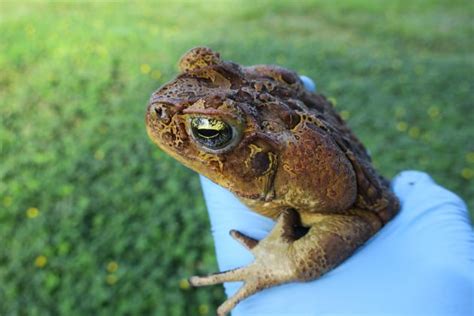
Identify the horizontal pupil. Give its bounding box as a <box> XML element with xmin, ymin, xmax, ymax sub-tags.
<box><xmin>198</xmin><ymin>128</ymin><xmax>220</xmax><ymax>138</ymax></box>
<box><xmin>190</xmin><ymin>117</ymin><xmax>234</xmax><ymax>150</ymax></box>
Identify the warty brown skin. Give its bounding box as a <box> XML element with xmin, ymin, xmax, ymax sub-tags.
<box><xmin>146</xmin><ymin>47</ymin><xmax>400</xmax><ymax>316</ymax></box>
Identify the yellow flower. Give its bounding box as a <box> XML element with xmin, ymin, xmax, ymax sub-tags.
<box><xmin>3</xmin><ymin>196</ymin><xmax>12</xmax><ymax>207</ymax></box>
<box><xmin>408</xmin><ymin>127</ymin><xmax>420</xmax><ymax>138</ymax></box>
<box><xmin>35</xmin><ymin>255</ymin><xmax>47</xmax><ymax>268</ymax></box>
<box><xmin>107</xmin><ymin>261</ymin><xmax>119</xmax><ymax>273</ymax></box>
<box><xmin>26</xmin><ymin>207</ymin><xmax>40</xmax><ymax>218</ymax></box>
<box><xmin>179</xmin><ymin>278</ymin><xmax>190</xmax><ymax>290</ymax></box>
<box><xmin>461</xmin><ymin>168</ymin><xmax>473</xmax><ymax>180</ymax></box>
<box><xmin>394</xmin><ymin>106</ymin><xmax>406</xmax><ymax>118</ymax></box>
<box><xmin>106</xmin><ymin>274</ymin><xmax>118</xmax><ymax>285</ymax></box>
<box><xmin>276</xmin><ymin>55</ymin><xmax>286</xmax><ymax>64</ymax></box>
<box><xmin>427</xmin><ymin>106</ymin><xmax>440</xmax><ymax>119</ymax></box>
<box><xmin>396</xmin><ymin>121</ymin><xmax>408</xmax><ymax>132</ymax></box>
<box><xmin>151</xmin><ymin>70</ymin><xmax>162</xmax><ymax>80</ymax></box>
<box><xmin>25</xmin><ymin>24</ymin><xmax>36</xmax><ymax>37</ymax></box>
<box><xmin>340</xmin><ymin>110</ymin><xmax>350</xmax><ymax>120</ymax></box>
<box><xmin>198</xmin><ymin>304</ymin><xmax>209</xmax><ymax>315</ymax></box>
<box><xmin>96</xmin><ymin>45</ymin><xmax>109</xmax><ymax>58</ymax></box>
<box><xmin>140</xmin><ymin>64</ymin><xmax>151</xmax><ymax>74</ymax></box>
<box><xmin>466</xmin><ymin>152</ymin><xmax>474</xmax><ymax>164</ymax></box>
<box><xmin>421</xmin><ymin>132</ymin><xmax>432</xmax><ymax>143</ymax></box>
<box><xmin>94</xmin><ymin>150</ymin><xmax>105</xmax><ymax>160</ymax></box>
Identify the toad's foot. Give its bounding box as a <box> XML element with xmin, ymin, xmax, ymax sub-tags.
<box><xmin>189</xmin><ymin>210</ymin><xmax>302</xmax><ymax>315</ymax></box>
<box><xmin>189</xmin><ymin>209</ymin><xmax>382</xmax><ymax>316</ymax></box>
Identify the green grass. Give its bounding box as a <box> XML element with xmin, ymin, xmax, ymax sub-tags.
<box><xmin>1</xmin><ymin>0</ymin><xmax>473</xmax><ymax>315</ymax></box>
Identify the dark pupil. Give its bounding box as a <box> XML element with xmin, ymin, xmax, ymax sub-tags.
<box><xmin>191</xmin><ymin>118</ymin><xmax>233</xmax><ymax>149</ymax></box>
<box><xmin>197</xmin><ymin>129</ymin><xmax>220</xmax><ymax>139</ymax></box>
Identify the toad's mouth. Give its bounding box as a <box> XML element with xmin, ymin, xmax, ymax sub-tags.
<box><xmin>232</xmin><ymin>189</ymin><xmax>276</xmax><ymax>203</ymax></box>
<box><xmin>230</xmin><ymin>165</ymin><xmax>278</xmax><ymax>203</ymax></box>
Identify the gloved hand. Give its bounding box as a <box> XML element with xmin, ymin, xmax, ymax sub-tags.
<box><xmin>198</xmin><ymin>77</ymin><xmax>473</xmax><ymax>316</ymax></box>
<box><xmin>200</xmin><ymin>171</ymin><xmax>473</xmax><ymax>315</ymax></box>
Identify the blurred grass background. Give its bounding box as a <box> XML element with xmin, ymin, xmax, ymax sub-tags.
<box><xmin>0</xmin><ymin>0</ymin><xmax>473</xmax><ymax>315</ymax></box>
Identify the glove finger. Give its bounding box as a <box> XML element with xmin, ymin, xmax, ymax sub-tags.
<box><xmin>299</xmin><ymin>75</ymin><xmax>316</xmax><ymax>92</ymax></box>
<box><xmin>199</xmin><ymin>175</ymin><xmax>274</xmax><ymax>293</ymax></box>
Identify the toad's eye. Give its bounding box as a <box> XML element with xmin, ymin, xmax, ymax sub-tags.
<box><xmin>190</xmin><ymin>117</ymin><xmax>234</xmax><ymax>150</ymax></box>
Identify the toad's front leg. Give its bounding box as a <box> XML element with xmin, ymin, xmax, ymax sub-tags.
<box><xmin>189</xmin><ymin>209</ymin><xmax>382</xmax><ymax>316</ymax></box>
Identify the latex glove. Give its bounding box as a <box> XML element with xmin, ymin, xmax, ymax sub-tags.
<box><xmin>200</xmin><ymin>171</ymin><xmax>473</xmax><ymax>316</ymax></box>
<box><xmin>198</xmin><ymin>76</ymin><xmax>473</xmax><ymax>315</ymax></box>
<box><xmin>198</xmin><ymin>78</ymin><xmax>473</xmax><ymax>315</ymax></box>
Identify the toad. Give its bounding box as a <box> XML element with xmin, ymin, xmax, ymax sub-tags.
<box><xmin>145</xmin><ymin>47</ymin><xmax>399</xmax><ymax>316</ymax></box>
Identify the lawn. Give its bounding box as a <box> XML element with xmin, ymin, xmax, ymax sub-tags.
<box><xmin>0</xmin><ymin>0</ymin><xmax>472</xmax><ymax>315</ymax></box>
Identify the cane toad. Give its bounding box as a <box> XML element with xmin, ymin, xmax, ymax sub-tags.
<box><xmin>145</xmin><ymin>47</ymin><xmax>399</xmax><ymax>315</ymax></box>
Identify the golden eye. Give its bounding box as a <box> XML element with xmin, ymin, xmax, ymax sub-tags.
<box><xmin>190</xmin><ymin>117</ymin><xmax>233</xmax><ymax>149</ymax></box>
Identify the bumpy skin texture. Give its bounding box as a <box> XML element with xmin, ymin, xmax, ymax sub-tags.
<box><xmin>146</xmin><ymin>47</ymin><xmax>400</xmax><ymax>315</ymax></box>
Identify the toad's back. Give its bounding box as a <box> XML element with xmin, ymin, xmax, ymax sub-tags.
<box><xmin>148</xmin><ymin>47</ymin><xmax>398</xmax><ymax>222</ymax></box>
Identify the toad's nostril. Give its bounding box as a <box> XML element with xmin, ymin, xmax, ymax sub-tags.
<box><xmin>154</xmin><ymin>106</ymin><xmax>163</xmax><ymax>117</ymax></box>
<box><xmin>152</xmin><ymin>104</ymin><xmax>171</xmax><ymax>124</ymax></box>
